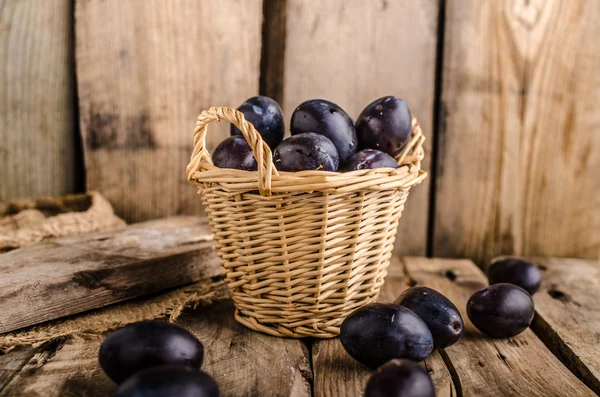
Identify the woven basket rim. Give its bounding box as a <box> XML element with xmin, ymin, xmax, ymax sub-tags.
<box><xmin>187</xmin><ymin>107</ymin><xmax>426</xmax><ymax>195</ymax></box>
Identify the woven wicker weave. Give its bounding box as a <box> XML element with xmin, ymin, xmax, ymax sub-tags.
<box><xmin>187</xmin><ymin>106</ymin><xmax>426</xmax><ymax>338</ymax></box>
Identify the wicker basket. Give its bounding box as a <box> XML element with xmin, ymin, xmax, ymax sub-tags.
<box><xmin>186</xmin><ymin>106</ymin><xmax>426</xmax><ymax>338</ymax></box>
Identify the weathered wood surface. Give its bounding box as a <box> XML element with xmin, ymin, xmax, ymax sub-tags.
<box><xmin>0</xmin><ymin>216</ymin><xmax>220</xmax><ymax>333</ymax></box>
<box><xmin>434</xmin><ymin>0</ymin><xmax>600</xmax><ymax>264</ymax></box>
<box><xmin>1</xmin><ymin>256</ymin><xmax>600</xmax><ymax>396</ymax></box>
<box><xmin>280</xmin><ymin>0</ymin><xmax>440</xmax><ymax>256</ymax></box>
<box><xmin>530</xmin><ymin>257</ymin><xmax>600</xmax><ymax>395</ymax></box>
<box><xmin>75</xmin><ymin>0</ymin><xmax>263</xmax><ymax>222</ymax></box>
<box><xmin>312</xmin><ymin>258</ymin><xmax>456</xmax><ymax>397</ymax></box>
<box><xmin>179</xmin><ymin>300</ymin><xmax>312</xmax><ymax>397</ymax></box>
<box><xmin>404</xmin><ymin>257</ymin><xmax>594</xmax><ymax>396</ymax></box>
<box><xmin>0</xmin><ymin>0</ymin><xmax>79</xmax><ymax>201</ymax></box>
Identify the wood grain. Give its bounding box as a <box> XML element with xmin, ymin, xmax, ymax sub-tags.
<box><xmin>404</xmin><ymin>256</ymin><xmax>595</xmax><ymax>396</ymax></box>
<box><xmin>0</xmin><ymin>0</ymin><xmax>78</xmax><ymax>201</ymax></box>
<box><xmin>0</xmin><ymin>216</ymin><xmax>220</xmax><ymax>333</ymax></box>
<box><xmin>311</xmin><ymin>258</ymin><xmax>456</xmax><ymax>397</ymax></box>
<box><xmin>434</xmin><ymin>0</ymin><xmax>600</xmax><ymax>264</ymax></box>
<box><xmin>281</xmin><ymin>0</ymin><xmax>439</xmax><ymax>256</ymax></box>
<box><xmin>75</xmin><ymin>0</ymin><xmax>263</xmax><ymax>222</ymax></box>
<box><xmin>0</xmin><ymin>348</ymin><xmax>36</xmax><ymax>391</ymax></box>
<box><xmin>179</xmin><ymin>300</ymin><xmax>312</xmax><ymax>397</ymax></box>
<box><xmin>530</xmin><ymin>257</ymin><xmax>600</xmax><ymax>395</ymax></box>
<box><xmin>0</xmin><ymin>338</ymin><xmax>115</xmax><ymax>397</ymax></box>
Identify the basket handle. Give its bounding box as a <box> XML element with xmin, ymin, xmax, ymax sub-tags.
<box><xmin>186</xmin><ymin>107</ymin><xmax>277</xmax><ymax>195</ymax></box>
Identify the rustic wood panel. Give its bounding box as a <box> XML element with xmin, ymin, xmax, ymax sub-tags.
<box><xmin>434</xmin><ymin>0</ymin><xmax>600</xmax><ymax>264</ymax></box>
<box><xmin>280</xmin><ymin>0</ymin><xmax>440</xmax><ymax>256</ymax></box>
<box><xmin>312</xmin><ymin>258</ymin><xmax>456</xmax><ymax>397</ymax></box>
<box><xmin>0</xmin><ymin>0</ymin><xmax>78</xmax><ymax>201</ymax></box>
<box><xmin>75</xmin><ymin>0</ymin><xmax>263</xmax><ymax>222</ymax></box>
<box><xmin>530</xmin><ymin>257</ymin><xmax>600</xmax><ymax>395</ymax></box>
<box><xmin>0</xmin><ymin>216</ymin><xmax>220</xmax><ymax>333</ymax></box>
<box><xmin>404</xmin><ymin>256</ymin><xmax>594</xmax><ymax>396</ymax></box>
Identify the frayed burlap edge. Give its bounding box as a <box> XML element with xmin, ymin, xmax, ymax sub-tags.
<box><xmin>0</xmin><ymin>191</ymin><xmax>126</xmax><ymax>252</ymax></box>
<box><xmin>0</xmin><ymin>278</ymin><xmax>229</xmax><ymax>353</ymax></box>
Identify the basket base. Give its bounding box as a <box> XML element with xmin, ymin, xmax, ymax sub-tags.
<box><xmin>234</xmin><ymin>310</ymin><xmax>341</xmax><ymax>338</ymax></box>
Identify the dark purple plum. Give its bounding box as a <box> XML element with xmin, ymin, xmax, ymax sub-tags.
<box><xmin>365</xmin><ymin>359</ymin><xmax>435</xmax><ymax>397</ymax></box>
<box><xmin>99</xmin><ymin>321</ymin><xmax>204</xmax><ymax>384</ymax></box>
<box><xmin>290</xmin><ymin>99</ymin><xmax>357</xmax><ymax>163</ymax></box>
<box><xmin>467</xmin><ymin>283</ymin><xmax>535</xmax><ymax>338</ymax></box>
<box><xmin>487</xmin><ymin>258</ymin><xmax>542</xmax><ymax>295</ymax></box>
<box><xmin>394</xmin><ymin>286</ymin><xmax>463</xmax><ymax>349</ymax></box>
<box><xmin>273</xmin><ymin>132</ymin><xmax>339</xmax><ymax>172</ymax></box>
<box><xmin>231</xmin><ymin>96</ymin><xmax>284</xmax><ymax>149</ymax></box>
<box><xmin>212</xmin><ymin>136</ymin><xmax>257</xmax><ymax>171</ymax></box>
<box><xmin>340</xmin><ymin>149</ymin><xmax>399</xmax><ymax>171</ymax></box>
<box><xmin>340</xmin><ymin>303</ymin><xmax>433</xmax><ymax>368</ymax></box>
<box><xmin>356</xmin><ymin>96</ymin><xmax>412</xmax><ymax>156</ymax></box>
<box><xmin>115</xmin><ymin>365</ymin><xmax>219</xmax><ymax>397</ymax></box>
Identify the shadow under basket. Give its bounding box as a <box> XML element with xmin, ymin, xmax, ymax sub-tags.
<box><xmin>187</xmin><ymin>107</ymin><xmax>427</xmax><ymax>338</ymax></box>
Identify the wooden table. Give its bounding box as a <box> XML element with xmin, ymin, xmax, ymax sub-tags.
<box><xmin>0</xmin><ymin>256</ymin><xmax>598</xmax><ymax>397</ymax></box>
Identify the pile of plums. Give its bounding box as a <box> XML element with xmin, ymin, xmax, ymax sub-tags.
<box><xmin>213</xmin><ymin>95</ymin><xmax>413</xmax><ymax>172</ymax></box>
<box><xmin>98</xmin><ymin>321</ymin><xmax>219</xmax><ymax>397</ymax></box>
<box><xmin>340</xmin><ymin>258</ymin><xmax>542</xmax><ymax>397</ymax></box>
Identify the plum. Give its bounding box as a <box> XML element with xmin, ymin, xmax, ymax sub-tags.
<box><xmin>487</xmin><ymin>258</ymin><xmax>542</xmax><ymax>295</ymax></box>
<box><xmin>115</xmin><ymin>365</ymin><xmax>219</xmax><ymax>397</ymax></box>
<box><xmin>395</xmin><ymin>286</ymin><xmax>463</xmax><ymax>349</ymax></box>
<box><xmin>99</xmin><ymin>321</ymin><xmax>204</xmax><ymax>384</ymax></box>
<box><xmin>231</xmin><ymin>96</ymin><xmax>284</xmax><ymax>149</ymax></box>
<box><xmin>356</xmin><ymin>96</ymin><xmax>412</xmax><ymax>156</ymax></box>
<box><xmin>467</xmin><ymin>283</ymin><xmax>535</xmax><ymax>338</ymax></box>
<box><xmin>340</xmin><ymin>303</ymin><xmax>433</xmax><ymax>367</ymax></box>
<box><xmin>340</xmin><ymin>149</ymin><xmax>399</xmax><ymax>171</ymax></box>
<box><xmin>290</xmin><ymin>99</ymin><xmax>357</xmax><ymax>163</ymax></box>
<box><xmin>212</xmin><ymin>136</ymin><xmax>257</xmax><ymax>171</ymax></box>
<box><xmin>365</xmin><ymin>359</ymin><xmax>435</xmax><ymax>397</ymax></box>
<box><xmin>273</xmin><ymin>132</ymin><xmax>339</xmax><ymax>172</ymax></box>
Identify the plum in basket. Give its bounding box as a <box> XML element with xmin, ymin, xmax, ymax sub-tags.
<box><xmin>212</xmin><ymin>136</ymin><xmax>257</xmax><ymax>171</ymax></box>
<box><xmin>290</xmin><ymin>99</ymin><xmax>357</xmax><ymax>163</ymax></box>
<box><xmin>340</xmin><ymin>148</ymin><xmax>399</xmax><ymax>171</ymax></box>
<box><xmin>356</xmin><ymin>96</ymin><xmax>412</xmax><ymax>157</ymax></box>
<box><xmin>231</xmin><ymin>96</ymin><xmax>284</xmax><ymax>150</ymax></box>
<box><xmin>273</xmin><ymin>132</ymin><xmax>339</xmax><ymax>172</ymax></box>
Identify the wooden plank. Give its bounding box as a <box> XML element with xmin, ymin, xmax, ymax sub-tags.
<box><xmin>0</xmin><ymin>348</ymin><xmax>36</xmax><ymax>390</ymax></box>
<box><xmin>529</xmin><ymin>257</ymin><xmax>600</xmax><ymax>395</ymax></box>
<box><xmin>434</xmin><ymin>0</ymin><xmax>600</xmax><ymax>264</ymax></box>
<box><xmin>0</xmin><ymin>216</ymin><xmax>220</xmax><ymax>333</ymax></box>
<box><xmin>1</xmin><ymin>300</ymin><xmax>311</xmax><ymax>396</ymax></box>
<box><xmin>312</xmin><ymin>258</ymin><xmax>456</xmax><ymax>397</ymax></box>
<box><xmin>281</xmin><ymin>0</ymin><xmax>439</xmax><ymax>256</ymax></box>
<box><xmin>0</xmin><ymin>0</ymin><xmax>78</xmax><ymax>201</ymax></box>
<box><xmin>404</xmin><ymin>256</ymin><xmax>594</xmax><ymax>396</ymax></box>
<box><xmin>0</xmin><ymin>338</ymin><xmax>116</xmax><ymax>397</ymax></box>
<box><xmin>75</xmin><ymin>0</ymin><xmax>263</xmax><ymax>222</ymax></box>
<box><xmin>179</xmin><ymin>300</ymin><xmax>312</xmax><ymax>397</ymax></box>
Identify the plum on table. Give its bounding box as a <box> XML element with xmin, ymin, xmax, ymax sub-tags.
<box><xmin>487</xmin><ymin>258</ymin><xmax>542</xmax><ymax>295</ymax></box>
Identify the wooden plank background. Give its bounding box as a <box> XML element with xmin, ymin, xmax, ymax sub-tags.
<box><xmin>1</xmin><ymin>0</ymin><xmax>598</xmax><ymax>263</ymax></box>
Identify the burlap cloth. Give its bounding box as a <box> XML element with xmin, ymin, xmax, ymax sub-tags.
<box><xmin>0</xmin><ymin>192</ymin><xmax>125</xmax><ymax>253</ymax></box>
<box><xmin>0</xmin><ymin>192</ymin><xmax>225</xmax><ymax>352</ymax></box>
